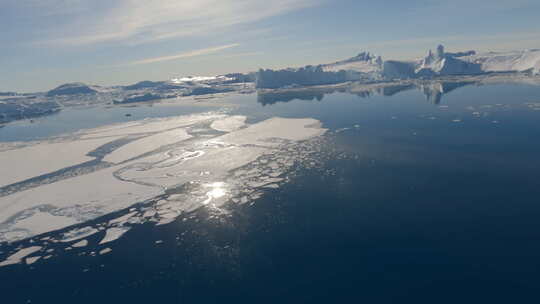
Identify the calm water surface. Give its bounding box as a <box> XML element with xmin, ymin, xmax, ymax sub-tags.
<box><xmin>2</xmin><ymin>82</ymin><xmax>540</xmax><ymax>303</ymax></box>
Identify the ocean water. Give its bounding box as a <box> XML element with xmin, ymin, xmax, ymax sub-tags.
<box><xmin>2</xmin><ymin>81</ymin><xmax>540</xmax><ymax>303</ymax></box>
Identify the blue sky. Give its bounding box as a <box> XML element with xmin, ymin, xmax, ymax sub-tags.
<box><xmin>1</xmin><ymin>0</ymin><xmax>540</xmax><ymax>92</ymax></box>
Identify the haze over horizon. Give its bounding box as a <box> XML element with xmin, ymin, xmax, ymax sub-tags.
<box><xmin>2</xmin><ymin>0</ymin><xmax>540</xmax><ymax>92</ymax></box>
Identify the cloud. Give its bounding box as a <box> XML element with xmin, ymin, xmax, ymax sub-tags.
<box><xmin>126</xmin><ymin>43</ymin><xmax>240</xmax><ymax>66</ymax></box>
<box><xmin>7</xmin><ymin>0</ymin><xmax>322</xmax><ymax>47</ymax></box>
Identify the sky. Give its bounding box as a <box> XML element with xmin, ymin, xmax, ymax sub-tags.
<box><xmin>1</xmin><ymin>0</ymin><xmax>540</xmax><ymax>92</ymax></box>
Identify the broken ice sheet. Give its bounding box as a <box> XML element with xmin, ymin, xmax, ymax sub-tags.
<box><xmin>99</xmin><ymin>227</ymin><xmax>130</xmax><ymax>245</ymax></box>
<box><xmin>0</xmin><ymin>246</ymin><xmax>42</xmax><ymax>267</ymax></box>
<box><xmin>0</xmin><ymin>137</ymin><xmax>122</xmax><ymax>188</ymax></box>
<box><xmin>0</xmin><ymin>114</ymin><xmax>327</xmax><ymax>248</ymax></box>
<box><xmin>210</xmin><ymin>115</ymin><xmax>247</xmax><ymax>132</ymax></box>
<box><xmin>61</xmin><ymin>227</ymin><xmax>99</xmax><ymax>242</ymax></box>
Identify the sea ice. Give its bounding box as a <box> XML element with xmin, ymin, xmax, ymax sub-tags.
<box><xmin>26</xmin><ymin>256</ymin><xmax>41</xmax><ymax>265</ymax></box>
<box><xmin>0</xmin><ymin>137</ymin><xmax>120</xmax><ymax>187</ymax></box>
<box><xmin>99</xmin><ymin>227</ymin><xmax>130</xmax><ymax>244</ymax></box>
<box><xmin>210</xmin><ymin>115</ymin><xmax>247</xmax><ymax>132</ymax></box>
<box><xmin>214</xmin><ymin>117</ymin><xmax>326</xmax><ymax>148</ymax></box>
<box><xmin>0</xmin><ymin>165</ymin><xmax>161</xmax><ymax>242</ymax></box>
<box><xmin>60</xmin><ymin>227</ymin><xmax>99</xmax><ymax>242</ymax></box>
<box><xmin>0</xmin><ymin>246</ymin><xmax>41</xmax><ymax>267</ymax></box>
<box><xmin>72</xmin><ymin>240</ymin><xmax>88</xmax><ymax>248</ymax></box>
<box><xmin>10</xmin><ymin>212</ymin><xmax>78</xmax><ymax>241</ymax></box>
<box><xmin>103</xmin><ymin>128</ymin><xmax>192</xmax><ymax>164</ymax></box>
<box><xmin>0</xmin><ymin>114</ymin><xmax>327</xmax><ymax>245</ymax></box>
<box><xmin>81</xmin><ymin>114</ymin><xmax>224</xmax><ymax>139</ymax></box>
<box><xmin>99</xmin><ymin>248</ymin><xmax>112</xmax><ymax>255</ymax></box>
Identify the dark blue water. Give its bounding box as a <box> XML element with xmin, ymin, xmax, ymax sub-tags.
<box><xmin>3</xmin><ymin>82</ymin><xmax>540</xmax><ymax>303</ymax></box>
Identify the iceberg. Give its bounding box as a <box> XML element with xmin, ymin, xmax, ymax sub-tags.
<box><xmin>462</xmin><ymin>49</ymin><xmax>540</xmax><ymax>74</ymax></box>
<box><xmin>256</xmin><ymin>65</ymin><xmax>354</xmax><ymax>89</ymax></box>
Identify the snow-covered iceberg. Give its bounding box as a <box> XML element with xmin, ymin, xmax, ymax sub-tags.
<box><xmin>256</xmin><ymin>65</ymin><xmax>356</xmax><ymax>89</ymax></box>
<box><xmin>383</xmin><ymin>45</ymin><xmax>482</xmax><ymax>79</ymax></box>
<box><xmin>462</xmin><ymin>49</ymin><xmax>540</xmax><ymax>75</ymax></box>
<box><xmin>322</xmin><ymin>52</ymin><xmax>383</xmax><ymax>74</ymax></box>
<box><xmin>414</xmin><ymin>45</ymin><xmax>483</xmax><ymax>76</ymax></box>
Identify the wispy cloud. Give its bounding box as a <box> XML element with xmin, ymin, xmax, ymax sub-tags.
<box><xmin>127</xmin><ymin>43</ymin><xmax>240</xmax><ymax>66</ymax></box>
<box><xmin>7</xmin><ymin>0</ymin><xmax>322</xmax><ymax>47</ymax></box>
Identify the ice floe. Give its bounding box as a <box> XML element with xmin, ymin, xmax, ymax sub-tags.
<box><xmin>99</xmin><ymin>227</ymin><xmax>130</xmax><ymax>245</ymax></box>
<box><xmin>103</xmin><ymin>128</ymin><xmax>192</xmax><ymax>164</ymax></box>
<box><xmin>72</xmin><ymin>240</ymin><xmax>88</xmax><ymax>248</ymax></box>
<box><xmin>0</xmin><ymin>137</ymin><xmax>120</xmax><ymax>187</ymax></box>
<box><xmin>80</xmin><ymin>113</ymin><xmax>223</xmax><ymax>139</ymax></box>
<box><xmin>0</xmin><ymin>246</ymin><xmax>41</xmax><ymax>267</ymax></box>
<box><xmin>26</xmin><ymin>256</ymin><xmax>41</xmax><ymax>265</ymax></box>
<box><xmin>0</xmin><ymin>165</ymin><xmax>161</xmax><ymax>242</ymax></box>
<box><xmin>99</xmin><ymin>248</ymin><xmax>112</xmax><ymax>255</ymax></box>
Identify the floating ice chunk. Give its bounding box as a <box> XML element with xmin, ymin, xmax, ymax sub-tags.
<box><xmin>248</xmin><ymin>178</ymin><xmax>284</xmax><ymax>188</ymax></box>
<box><xmin>26</xmin><ymin>256</ymin><xmax>41</xmax><ymax>265</ymax></box>
<box><xmin>103</xmin><ymin>129</ymin><xmax>192</xmax><ymax>164</ymax></box>
<box><xmin>99</xmin><ymin>227</ymin><xmax>130</xmax><ymax>245</ymax></box>
<box><xmin>0</xmin><ymin>246</ymin><xmax>41</xmax><ymax>267</ymax></box>
<box><xmin>0</xmin><ymin>137</ymin><xmax>121</xmax><ymax>187</ymax></box>
<box><xmin>72</xmin><ymin>240</ymin><xmax>88</xmax><ymax>248</ymax></box>
<box><xmin>99</xmin><ymin>248</ymin><xmax>112</xmax><ymax>255</ymax></box>
<box><xmin>109</xmin><ymin>211</ymin><xmax>138</xmax><ymax>226</ymax></box>
<box><xmin>210</xmin><ymin>116</ymin><xmax>247</xmax><ymax>132</ymax></box>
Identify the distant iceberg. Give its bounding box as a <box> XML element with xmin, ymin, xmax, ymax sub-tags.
<box><xmin>463</xmin><ymin>48</ymin><xmax>540</xmax><ymax>74</ymax></box>
<box><xmin>256</xmin><ymin>65</ymin><xmax>358</xmax><ymax>89</ymax></box>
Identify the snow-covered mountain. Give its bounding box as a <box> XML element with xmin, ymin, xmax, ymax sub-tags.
<box><xmin>46</xmin><ymin>82</ymin><xmax>99</xmax><ymax>96</ymax></box>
